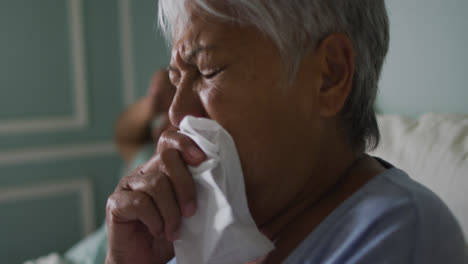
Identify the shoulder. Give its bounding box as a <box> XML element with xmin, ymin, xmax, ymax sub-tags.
<box><xmin>378</xmin><ymin>168</ymin><xmax>468</xmax><ymax>263</ymax></box>
<box><xmin>284</xmin><ymin>168</ymin><xmax>468</xmax><ymax>264</ymax></box>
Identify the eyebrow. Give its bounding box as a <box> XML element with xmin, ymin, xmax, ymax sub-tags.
<box><xmin>168</xmin><ymin>45</ymin><xmax>217</xmax><ymax>72</ymax></box>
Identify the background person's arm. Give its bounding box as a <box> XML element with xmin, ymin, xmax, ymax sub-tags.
<box><xmin>114</xmin><ymin>97</ymin><xmax>154</xmax><ymax>163</ymax></box>
<box><xmin>114</xmin><ymin>69</ymin><xmax>174</xmax><ymax>163</ymax></box>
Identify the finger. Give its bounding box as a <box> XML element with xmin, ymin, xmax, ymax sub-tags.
<box><xmin>152</xmin><ymin>175</ymin><xmax>182</xmax><ymax>242</ymax></box>
<box><xmin>158</xmin><ymin>130</ymin><xmax>206</xmax><ymax>166</ymax></box>
<box><xmin>159</xmin><ymin>149</ymin><xmax>197</xmax><ymax>218</ymax></box>
<box><xmin>123</xmin><ymin>172</ymin><xmax>184</xmax><ymax>241</ymax></box>
<box><xmin>124</xmin><ymin>165</ymin><xmax>195</xmax><ymax>219</ymax></box>
<box><xmin>106</xmin><ymin>190</ymin><xmax>163</xmax><ymax>237</ymax></box>
<box><xmin>134</xmin><ymin>150</ymin><xmax>197</xmax><ymax>218</ymax></box>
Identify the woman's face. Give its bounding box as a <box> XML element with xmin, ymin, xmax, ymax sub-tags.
<box><xmin>168</xmin><ymin>11</ymin><xmax>324</xmax><ymax>225</ymax></box>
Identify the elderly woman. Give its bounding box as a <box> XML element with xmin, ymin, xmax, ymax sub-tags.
<box><xmin>106</xmin><ymin>1</ymin><xmax>468</xmax><ymax>264</ymax></box>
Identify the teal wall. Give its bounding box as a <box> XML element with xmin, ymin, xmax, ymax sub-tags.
<box><xmin>377</xmin><ymin>0</ymin><xmax>468</xmax><ymax>116</ymax></box>
<box><xmin>131</xmin><ymin>0</ymin><xmax>171</xmax><ymax>98</ymax></box>
<box><xmin>2</xmin><ymin>0</ymin><xmax>465</xmax><ymax>263</ymax></box>
<box><xmin>0</xmin><ymin>0</ymin><xmax>169</xmax><ymax>263</ymax></box>
<box><xmin>0</xmin><ymin>0</ymin><xmax>73</xmax><ymax>120</ymax></box>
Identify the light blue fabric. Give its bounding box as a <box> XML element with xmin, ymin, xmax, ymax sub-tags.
<box><xmin>64</xmin><ymin>224</ymin><xmax>108</xmax><ymax>264</ymax></box>
<box><xmin>282</xmin><ymin>166</ymin><xmax>468</xmax><ymax>264</ymax></box>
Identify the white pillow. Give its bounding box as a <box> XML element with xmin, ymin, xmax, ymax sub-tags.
<box><xmin>369</xmin><ymin>114</ymin><xmax>468</xmax><ymax>242</ymax></box>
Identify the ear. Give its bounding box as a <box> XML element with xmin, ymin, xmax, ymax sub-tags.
<box><xmin>316</xmin><ymin>33</ymin><xmax>355</xmax><ymax>117</ymax></box>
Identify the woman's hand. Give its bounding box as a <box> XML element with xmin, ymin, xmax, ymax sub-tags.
<box><xmin>106</xmin><ymin>130</ymin><xmax>206</xmax><ymax>264</ymax></box>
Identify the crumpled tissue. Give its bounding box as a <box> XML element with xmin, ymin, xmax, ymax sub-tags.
<box><xmin>173</xmin><ymin>116</ymin><xmax>274</xmax><ymax>264</ymax></box>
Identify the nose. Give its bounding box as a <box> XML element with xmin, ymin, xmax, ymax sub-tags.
<box><xmin>169</xmin><ymin>79</ymin><xmax>207</xmax><ymax>128</ymax></box>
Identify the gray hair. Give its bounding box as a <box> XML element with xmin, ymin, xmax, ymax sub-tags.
<box><xmin>158</xmin><ymin>0</ymin><xmax>390</xmax><ymax>152</ymax></box>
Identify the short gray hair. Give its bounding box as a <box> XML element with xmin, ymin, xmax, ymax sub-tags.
<box><xmin>158</xmin><ymin>0</ymin><xmax>390</xmax><ymax>152</ymax></box>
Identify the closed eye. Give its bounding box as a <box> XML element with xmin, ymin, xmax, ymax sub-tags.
<box><xmin>201</xmin><ymin>67</ymin><xmax>226</xmax><ymax>79</ymax></box>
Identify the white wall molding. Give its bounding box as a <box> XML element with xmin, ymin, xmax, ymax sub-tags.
<box><xmin>69</xmin><ymin>0</ymin><xmax>89</xmax><ymax>129</ymax></box>
<box><xmin>119</xmin><ymin>0</ymin><xmax>136</xmax><ymax>106</ymax></box>
<box><xmin>0</xmin><ymin>142</ymin><xmax>116</xmax><ymax>166</ymax></box>
<box><xmin>0</xmin><ymin>0</ymin><xmax>89</xmax><ymax>134</ymax></box>
<box><xmin>0</xmin><ymin>179</ymin><xmax>95</xmax><ymax>236</ymax></box>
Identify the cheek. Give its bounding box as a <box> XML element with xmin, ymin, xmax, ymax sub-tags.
<box><xmin>197</xmin><ymin>75</ymin><xmax>250</xmax><ymax>122</ymax></box>
<box><xmin>197</xmin><ymin>80</ymin><xmax>260</xmax><ymax>151</ymax></box>
<box><xmin>197</xmin><ymin>82</ymin><xmax>226</xmax><ymax>118</ymax></box>
<box><xmin>198</xmin><ymin>86</ymin><xmax>243</xmax><ymax>142</ymax></box>
<box><xmin>197</xmin><ymin>71</ymin><xmax>281</xmax><ymax>142</ymax></box>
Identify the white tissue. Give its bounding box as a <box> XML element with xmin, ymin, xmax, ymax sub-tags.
<box><xmin>174</xmin><ymin>116</ymin><xmax>274</xmax><ymax>264</ymax></box>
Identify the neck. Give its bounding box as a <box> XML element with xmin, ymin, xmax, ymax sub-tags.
<box><xmin>258</xmin><ymin>151</ymin><xmax>385</xmax><ymax>264</ymax></box>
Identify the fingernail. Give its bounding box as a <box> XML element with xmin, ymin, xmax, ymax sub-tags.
<box><xmin>189</xmin><ymin>147</ymin><xmax>204</xmax><ymax>160</ymax></box>
<box><xmin>184</xmin><ymin>201</ymin><xmax>197</xmax><ymax>217</ymax></box>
